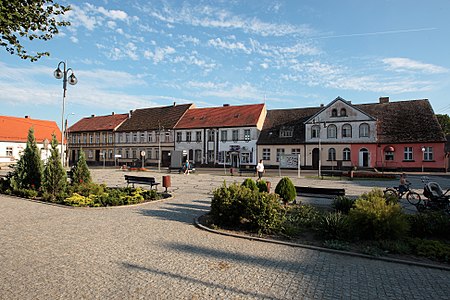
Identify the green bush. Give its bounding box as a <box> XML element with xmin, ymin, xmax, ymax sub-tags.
<box><xmin>316</xmin><ymin>212</ymin><xmax>351</xmax><ymax>241</ymax></box>
<box><xmin>348</xmin><ymin>189</ymin><xmax>409</xmax><ymax>240</ymax></box>
<box><xmin>407</xmin><ymin>212</ymin><xmax>450</xmax><ymax>240</ymax></box>
<box><xmin>64</xmin><ymin>193</ymin><xmax>94</xmax><ymax>207</ymax></box>
<box><xmin>282</xmin><ymin>204</ymin><xmax>322</xmax><ymax>236</ymax></box>
<box><xmin>241</xmin><ymin>178</ymin><xmax>258</xmax><ymax>191</ymax></box>
<box><xmin>332</xmin><ymin>196</ymin><xmax>355</xmax><ymax>214</ymax></box>
<box><xmin>256</xmin><ymin>180</ymin><xmax>268</xmax><ymax>193</ymax></box>
<box><xmin>211</xmin><ymin>182</ymin><xmax>284</xmax><ymax>233</ymax></box>
<box><xmin>274</xmin><ymin>177</ymin><xmax>296</xmax><ymax>204</ymax></box>
<box><xmin>13</xmin><ymin>188</ymin><xmax>38</xmax><ymax>199</ymax></box>
<box><xmin>407</xmin><ymin>238</ymin><xmax>450</xmax><ymax>262</ymax></box>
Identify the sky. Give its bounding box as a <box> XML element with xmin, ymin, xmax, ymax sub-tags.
<box><xmin>1</xmin><ymin>0</ymin><xmax>450</xmax><ymax>130</ymax></box>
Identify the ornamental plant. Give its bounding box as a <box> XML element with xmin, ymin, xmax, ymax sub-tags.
<box><xmin>42</xmin><ymin>134</ymin><xmax>67</xmax><ymax>202</ymax></box>
<box><xmin>71</xmin><ymin>150</ymin><xmax>91</xmax><ymax>186</ymax></box>
<box><xmin>274</xmin><ymin>177</ymin><xmax>296</xmax><ymax>205</ymax></box>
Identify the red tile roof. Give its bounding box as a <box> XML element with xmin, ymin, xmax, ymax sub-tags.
<box><xmin>175</xmin><ymin>104</ymin><xmax>265</xmax><ymax>129</ymax></box>
<box><xmin>68</xmin><ymin>113</ymin><xmax>129</xmax><ymax>133</ymax></box>
<box><xmin>0</xmin><ymin>115</ymin><xmax>62</xmax><ymax>143</ymax></box>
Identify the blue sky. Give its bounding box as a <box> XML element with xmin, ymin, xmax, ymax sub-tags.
<box><xmin>1</xmin><ymin>0</ymin><xmax>450</xmax><ymax>128</ymax></box>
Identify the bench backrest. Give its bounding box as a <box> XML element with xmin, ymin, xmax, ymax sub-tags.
<box><xmin>124</xmin><ymin>175</ymin><xmax>156</xmax><ymax>183</ymax></box>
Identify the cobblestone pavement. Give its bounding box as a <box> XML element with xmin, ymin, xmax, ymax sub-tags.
<box><xmin>1</xmin><ymin>169</ymin><xmax>449</xmax><ymax>299</ymax></box>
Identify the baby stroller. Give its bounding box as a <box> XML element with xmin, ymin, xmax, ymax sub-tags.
<box><xmin>418</xmin><ymin>177</ymin><xmax>450</xmax><ymax>214</ymax></box>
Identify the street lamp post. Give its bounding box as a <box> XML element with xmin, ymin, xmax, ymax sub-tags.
<box><xmin>65</xmin><ymin>112</ymin><xmax>75</xmax><ymax>167</ymax></box>
<box><xmin>421</xmin><ymin>146</ymin><xmax>426</xmax><ymax>172</ymax></box>
<box><xmin>54</xmin><ymin>61</ymin><xmax>77</xmax><ymax>167</ymax></box>
<box><xmin>158</xmin><ymin>122</ymin><xmax>163</xmax><ymax>172</ymax></box>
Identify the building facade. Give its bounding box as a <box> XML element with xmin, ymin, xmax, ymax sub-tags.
<box><xmin>0</xmin><ymin>115</ymin><xmax>61</xmax><ymax>166</ymax></box>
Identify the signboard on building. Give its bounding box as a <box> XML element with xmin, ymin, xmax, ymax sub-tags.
<box><xmin>279</xmin><ymin>154</ymin><xmax>299</xmax><ymax>169</ymax></box>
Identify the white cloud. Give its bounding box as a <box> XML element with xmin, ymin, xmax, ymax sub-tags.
<box><xmin>97</xmin><ymin>7</ymin><xmax>128</xmax><ymax>20</ymax></box>
<box><xmin>67</xmin><ymin>4</ymin><xmax>97</xmax><ymax>31</ymax></box>
<box><xmin>260</xmin><ymin>63</ymin><xmax>269</xmax><ymax>69</ymax></box>
<box><xmin>207</xmin><ymin>38</ymin><xmax>251</xmax><ymax>54</ymax></box>
<box><xmin>70</xmin><ymin>36</ymin><xmax>79</xmax><ymax>43</ymax></box>
<box><xmin>196</xmin><ymin>82</ymin><xmax>262</xmax><ymax>100</ymax></box>
<box><xmin>187</xmin><ymin>81</ymin><xmax>228</xmax><ymax>89</ymax></box>
<box><xmin>107</xmin><ymin>21</ymin><xmax>117</xmax><ymax>29</ymax></box>
<box><xmin>382</xmin><ymin>57</ymin><xmax>448</xmax><ymax>74</ymax></box>
<box><xmin>144</xmin><ymin>46</ymin><xmax>176</xmax><ymax>63</ymax></box>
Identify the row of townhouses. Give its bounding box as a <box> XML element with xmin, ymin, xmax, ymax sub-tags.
<box><xmin>64</xmin><ymin>96</ymin><xmax>449</xmax><ymax>172</ymax></box>
<box><xmin>1</xmin><ymin>96</ymin><xmax>448</xmax><ymax>171</ymax></box>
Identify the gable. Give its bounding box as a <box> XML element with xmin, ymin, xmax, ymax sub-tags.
<box><xmin>306</xmin><ymin>97</ymin><xmax>375</xmax><ymax>124</ymax></box>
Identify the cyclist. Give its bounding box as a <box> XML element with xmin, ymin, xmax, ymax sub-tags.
<box><xmin>399</xmin><ymin>173</ymin><xmax>409</xmax><ymax>194</ymax></box>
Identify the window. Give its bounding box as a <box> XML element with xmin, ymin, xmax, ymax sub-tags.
<box><xmin>83</xmin><ymin>135</ymin><xmax>87</xmax><ymax>143</ymax></box>
<box><xmin>6</xmin><ymin>147</ymin><xmax>13</xmax><ymax>156</ymax></box>
<box><xmin>176</xmin><ymin>132</ymin><xmax>182</xmax><ymax>143</ymax></box>
<box><xmin>196</xmin><ymin>131</ymin><xmax>201</xmax><ymax>142</ymax></box>
<box><xmin>340</xmin><ymin>108</ymin><xmax>347</xmax><ymax>117</ymax></box>
<box><xmin>327</xmin><ymin>125</ymin><xmax>337</xmax><ymax>139</ymax></box>
<box><xmin>117</xmin><ymin>149</ymin><xmax>122</xmax><ymax>157</ymax></box>
<box><xmin>108</xmin><ymin>134</ymin><xmax>113</xmax><ymax>144</ymax></box>
<box><xmin>342</xmin><ymin>124</ymin><xmax>352</xmax><ymax>138</ymax></box>
<box><xmin>72</xmin><ymin>135</ymin><xmax>76</xmax><ymax>144</ymax></box>
<box><xmin>221</xmin><ymin>130</ymin><xmax>227</xmax><ymax>142</ymax></box>
<box><xmin>132</xmin><ymin>150</ymin><xmax>137</xmax><ymax>159</ymax></box>
<box><xmin>96</xmin><ymin>134</ymin><xmax>100</xmax><ymax>144</ymax></box>
<box><xmin>208</xmin><ymin>130</ymin><xmax>215</xmax><ymax>142</ymax></box>
<box><xmin>331</xmin><ymin>109</ymin><xmax>337</xmax><ymax>117</ymax></box>
<box><xmin>262</xmin><ymin>148</ymin><xmax>271</xmax><ymax>160</ymax></box>
<box><xmin>232</xmin><ymin>130</ymin><xmax>239</xmax><ymax>142</ymax></box>
<box><xmin>328</xmin><ymin>148</ymin><xmax>336</xmax><ymax>161</ymax></box>
<box><xmin>276</xmin><ymin>148</ymin><xmax>285</xmax><ymax>162</ymax></box>
<box><xmin>279</xmin><ymin>127</ymin><xmax>293</xmax><ymax>138</ymax></box>
<box><xmin>359</xmin><ymin>123</ymin><xmax>369</xmax><ymax>137</ymax></box>
<box><xmin>77</xmin><ymin>134</ymin><xmax>81</xmax><ymax>143</ymax></box>
<box><xmin>186</xmin><ymin>131</ymin><xmax>192</xmax><ymax>142</ymax></box>
<box><xmin>108</xmin><ymin>150</ymin><xmax>113</xmax><ymax>159</ymax></box>
<box><xmin>404</xmin><ymin>147</ymin><xmax>413</xmax><ymax>161</ymax></box>
<box><xmin>126</xmin><ymin>133</ymin><xmax>130</xmax><ymax>143</ymax></box>
<box><xmin>241</xmin><ymin>152</ymin><xmax>250</xmax><ymax>164</ymax></box>
<box><xmin>291</xmin><ymin>148</ymin><xmax>300</xmax><ymax>155</ymax></box>
<box><xmin>164</xmin><ymin>132</ymin><xmax>170</xmax><ymax>142</ymax></box>
<box><xmin>343</xmin><ymin>148</ymin><xmax>351</xmax><ymax>161</ymax></box>
<box><xmin>244</xmin><ymin>129</ymin><xmax>251</xmax><ymax>141</ymax></box>
<box><xmin>133</xmin><ymin>133</ymin><xmax>137</xmax><ymax>143</ymax></box>
<box><xmin>89</xmin><ymin>135</ymin><xmax>93</xmax><ymax>144</ymax></box>
<box><xmin>125</xmin><ymin>150</ymin><xmax>129</xmax><ymax>158</ymax></box>
<box><xmin>103</xmin><ymin>134</ymin><xmax>107</xmax><ymax>143</ymax></box>
<box><xmin>311</xmin><ymin>125</ymin><xmax>320</xmax><ymax>138</ymax></box>
<box><xmin>140</xmin><ymin>133</ymin><xmax>145</xmax><ymax>143</ymax></box>
<box><xmin>88</xmin><ymin>150</ymin><xmax>93</xmax><ymax>159</ymax></box>
<box><xmin>385</xmin><ymin>151</ymin><xmax>394</xmax><ymax>161</ymax></box>
<box><xmin>423</xmin><ymin>146</ymin><xmax>433</xmax><ymax>161</ymax></box>
<box><xmin>148</xmin><ymin>133</ymin><xmax>153</xmax><ymax>143</ymax></box>
<box><xmin>207</xmin><ymin>150</ymin><xmax>214</xmax><ymax>162</ymax></box>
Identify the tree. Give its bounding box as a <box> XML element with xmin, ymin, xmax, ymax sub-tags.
<box><xmin>436</xmin><ymin>114</ymin><xmax>450</xmax><ymax>135</ymax></box>
<box><xmin>42</xmin><ymin>134</ymin><xmax>67</xmax><ymax>201</ymax></box>
<box><xmin>274</xmin><ymin>177</ymin><xmax>296</xmax><ymax>205</ymax></box>
<box><xmin>11</xmin><ymin>127</ymin><xmax>43</xmax><ymax>190</ymax></box>
<box><xmin>0</xmin><ymin>1</ymin><xmax>71</xmax><ymax>61</ymax></box>
<box><xmin>71</xmin><ymin>150</ymin><xmax>91</xmax><ymax>186</ymax></box>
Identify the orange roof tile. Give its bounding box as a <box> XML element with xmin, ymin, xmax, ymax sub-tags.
<box><xmin>68</xmin><ymin>113</ymin><xmax>129</xmax><ymax>132</ymax></box>
<box><xmin>175</xmin><ymin>104</ymin><xmax>265</xmax><ymax>129</ymax></box>
<box><xmin>0</xmin><ymin>115</ymin><xmax>62</xmax><ymax>143</ymax></box>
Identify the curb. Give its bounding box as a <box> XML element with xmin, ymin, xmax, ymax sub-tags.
<box><xmin>194</xmin><ymin>215</ymin><xmax>450</xmax><ymax>272</ymax></box>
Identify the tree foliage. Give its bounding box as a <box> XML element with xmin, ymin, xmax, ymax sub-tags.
<box><xmin>436</xmin><ymin>114</ymin><xmax>450</xmax><ymax>135</ymax></box>
<box><xmin>0</xmin><ymin>1</ymin><xmax>71</xmax><ymax>61</ymax></box>
<box><xmin>71</xmin><ymin>150</ymin><xmax>91</xmax><ymax>186</ymax></box>
<box><xmin>42</xmin><ymin>134</ymin><xmax>67</xmax><ymax>201</ymax></box>
<box><xmin>11</xmin><ymin>127</ymin><xmax>43</xmax><ymax>190</ymax></box>
<box><xmin>274</xmin><ymin>177</ymin><xmax>296</xmax><ymax>204</ymax></box>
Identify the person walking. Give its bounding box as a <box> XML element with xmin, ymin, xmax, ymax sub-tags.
<box><xmin>256</xmin><ymin>159</ymin><xmax>265</xmax><ymax>181</ymax></box>
<box><xmin>184</xmin><ymin>160</ymin><xmax>190</xmax><ymax>175</ymax></box>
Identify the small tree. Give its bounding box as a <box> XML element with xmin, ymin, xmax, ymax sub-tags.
<box><xmin>42</xmin><ymin>134</ymin><xmax>67</xmax><ymax>201</ymax></box>
<box><xmin>11</xmin><ymin>127</ymin><xmax>43</xmax><ymax>190</ymax></box>
<box><xmin>275</xmin><ymin>177</ymin><xmax>296</xmax><ymax>205</ymax></box>
<box><xmin>71</xmin><ymin>150</ymin><xmax>91</xmax><ymax>186</ymax></box>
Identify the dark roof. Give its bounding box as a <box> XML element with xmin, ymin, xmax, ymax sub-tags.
<box><xmin>174</xmin><ymin>104</ymin><xmax>265</xmax><ymax>129</ymax></box>
<box><xmin>357</xmin><ymin>99</ymin><xmax>446</xmax><ymax>143</ymax></box>
<box><xmin>68</xmin><ymin>113</ymin><xmax>129</xmax><ymax>133</ymax></box>
<box><xmin>116</xmin><ymin>104</ymin><xmax>193</xmax><ymax>132</ymax></box>
<box><xmin>257</xmin><ymin>107</ymin><xmax>321</xmax><ymax>145</ymax></box>
<box><xmin>258</xmin><ymin>99</ymin><xmax>446</xmax><ymax>145</ymax></box>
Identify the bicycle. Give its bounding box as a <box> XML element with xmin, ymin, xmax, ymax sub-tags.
<box><xmin>383</xmin><ymin>182</ymin><xmax>421</xmax><ymax>205</ymax></box>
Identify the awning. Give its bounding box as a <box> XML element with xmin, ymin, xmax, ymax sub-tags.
<box><xmin>384</xmin><ymin>146</ymin><xmax>395</xmax><ymax>152</ymax></box>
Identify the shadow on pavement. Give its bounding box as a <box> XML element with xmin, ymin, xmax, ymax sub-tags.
<box><xmin>138</xmin><ymin>201</ymin><xmax>209</xmax><ymax>224</ymax></box>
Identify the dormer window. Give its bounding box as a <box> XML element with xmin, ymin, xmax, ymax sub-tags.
<box><xmin>340</xmin><ymin>108</ymin><xmax>347</xmax><ymax>116</ymax></box>
<box><xmin>280</xmin><ymin>127</ymin><xmax>293</xmax><ymax>138</ymax></box>
<box><xmin>331</xmin><ymin>109</ymin><xmax>338</xmax><ymax>117</ymax></box>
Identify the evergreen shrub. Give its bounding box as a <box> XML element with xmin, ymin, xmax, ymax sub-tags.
<box><xmin>332</xmin><ymin>196</ymin><xmax>355</xmax><ymax>214</ymax></box>
<box><xmin>274</xmin><ymin>177</ymin><xmax>296</xmax><ymax>204</ymax></box>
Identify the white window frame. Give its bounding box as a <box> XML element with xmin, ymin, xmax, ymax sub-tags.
<box><xmin>404</xmin><ymin>147</ymin><xmax>413</xmax><ymax>161</ymax></box>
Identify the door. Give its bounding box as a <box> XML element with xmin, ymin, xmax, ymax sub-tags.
<box><xmin>359</xmin><ymin>148</ymin><xmax>369</xmax><ymax>167</ymax></box>
<box><xmin>95</xmin><ymin>150</ymin><xmax>100</xmax><ymax>162</ymax></box>
<box><xmin>162</xmin><ymin>151</ymin><xmax>170</xmax><ymax>167</ymax></box>
<box><xmin>231</xmin><ymin>153</ymin><xmax>239</xmax><ymax>167</ymax></box>
<box><xmin>312</xmin><ymin>148</ymin><xmax>319</xmax><ymax>169</ymax></box>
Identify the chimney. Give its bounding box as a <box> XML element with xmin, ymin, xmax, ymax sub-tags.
<box><xmin>129</xmin><ymin>110</ymin><xmax>133</xmax><ymax>118</ymax></box>
<box><xmin>112</xmin><ymin>112</ymin><xmax>115</xmax><ymax>115</ymax></box>
<box><xmin>173</xmin><ymin>102</ymin><xmax>176</xmax><ymax>106</ymax></box>
<box><xmin>320</xmin><ymin>104</ymin><xmax>324</xmax><ymax>107</ymax></box>
<box><xmin>91</xmin><ymin>114</ymin><xmax>95</xmax><ymax>118</ymax></box>
<box><xmin>223</xmin><ymin>104</ymin><xmax>230</xmax><ymax>107</ymax></box>
<box><xmin>379</xmin><ymin>96</ymin><xmax>389</xmax><ymax>104</ymax></box>
<box><xmin>24</xmin><ymin>115</ymin><xmax>29</xmax><ymax>118</ymax></box>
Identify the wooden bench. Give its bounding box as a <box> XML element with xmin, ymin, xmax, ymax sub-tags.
<box><xmin>124</xmin><ymin>175</ymin><xmax>160</xmax><ymax>190</ymax></box>
<box><xmin>320</xmin><ymin>170</ymin><xmax>344</xmax><ymax>179</ymax></box>
<box><xmin>295</xmin><ymin>186</ymin><xmax>345</xmax><ymax>197</ymax></box>
<box><xmin>239</xmin><ymin>166</ymin><xmax>256</xmax><ymax>176</ymax></box>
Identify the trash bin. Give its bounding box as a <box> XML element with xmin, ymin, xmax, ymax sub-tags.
<box><xmin>162</xmin><ymin>175</ymin><xmax>171</xmax><ymax>192</ymax></box>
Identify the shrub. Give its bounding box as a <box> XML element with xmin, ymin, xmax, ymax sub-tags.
<box><xmin>407</xmin><ymin>238</ymin><xmax>450</xmax><ymax>262</ymax></box>
<box><xmin>348</xmin><ymin>189</ymin><xmax>409</xmax><ymax>240</ymax></box>
<box><xmin>211</xmin><ymin>182</ymin><xmax>284</xmax><ymax>233</ymax></box>
<box><xmin>241</xmin><ymin>178</ymin><xmax>258</xmax><ymax>191</ymax></box>
<box><xmin>13</xmin><ymin>188</ymin><xmax>38</xmax><ymax>199</ymax></box>
<box><xmin>332</xmin><ymin>196</ymin><xmax>355</xmax><ymax>214</ymax></box>
<box><xmin>316</xmin><ymin>212</ymin><xmax>351</xmax><ymax>241</ymax></box>
<box><xmin>283</xmin><ymin>204</ymin><xmax>321</xmax><ymax>234</ymax></box>
<box><xmin>64</xmin><ymin>193</ymin><xmax>94</xmax><ymax>207</ymax></box>
<box><xmin>42</xmin><ymin>134</ymin><xmax>67</xmax><ymax>201</ymax></box>
<box><xmin>71</xmin><ymin>150</ymin><xmax>91</xmax><ymax>186</ymax></box>
<box><xmin>275</xmin><ymin>177</ymin><xmax>296</xmax><ymax>204</ymax></box>
<box><xmin>256</xmin><ymin>180</ymin><xmax>268</xmax><ymax>193</ymax></box>
<box><xmin>407</xmin><ymin>212</ymin><xmax>450</xmax><ymax>240</ymax></box>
